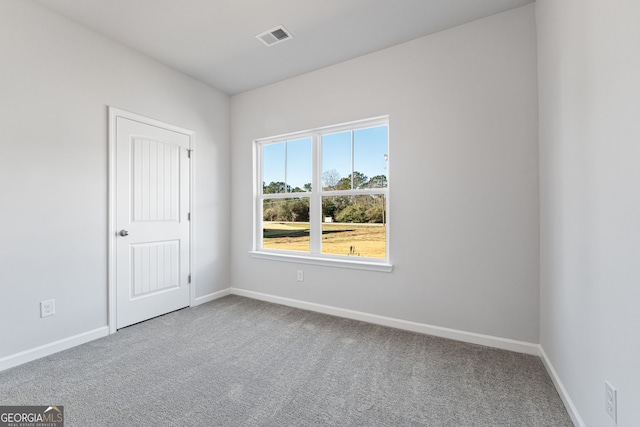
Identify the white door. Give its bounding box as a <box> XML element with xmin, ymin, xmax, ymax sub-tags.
<box><xmin>114</xmin><ymin>114</ymin><xmax>191</xmax><ymax>329</ymax></box>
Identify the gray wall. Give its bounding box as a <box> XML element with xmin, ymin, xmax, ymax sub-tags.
<box><xmin>231</xmin><ymin>5</ymin><xmax>539</xmax><ymax>343</ymax></box>
<box><xmin>537</xmin><ymin>0</ymin><xmax>640</xmax><ymax>425</ymax></box>
<box><xmin>0</xmin><ymin>1</ymin><xmax>231</xmax><ymax>359</ymax></box>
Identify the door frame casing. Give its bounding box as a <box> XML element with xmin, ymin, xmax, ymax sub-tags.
<box><xmin>107</xmin><ymin>107</ymin><xmax>196</xmax><ymax>334</ymax></box>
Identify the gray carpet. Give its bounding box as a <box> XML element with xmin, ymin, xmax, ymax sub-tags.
<box><xmin>0</xmin><ymin>295</ymin><xmax>573</xmax><ymax>426</ymax></box>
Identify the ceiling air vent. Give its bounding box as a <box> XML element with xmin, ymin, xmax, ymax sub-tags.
<box><xmin>256</xmin><ymin>25</ymin><xmax>293</xmax><ymax>47</ymax></box>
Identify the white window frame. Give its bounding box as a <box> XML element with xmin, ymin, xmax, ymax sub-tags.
<box><xmin>250</xmin><ymin>116</ymin><xmax>392</xmax><ymax>272</ymax></box>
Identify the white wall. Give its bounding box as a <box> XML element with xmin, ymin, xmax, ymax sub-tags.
<box><xmin>0</xmin><ymin>1</ymin><xmax>230</xmax><ymax>359</ymax></box>
<box><xmin>231</xmin><ymin>5</ymin><xmax>539</xmax><ymax>343</ymax></box>
<box><xmin>537</xmin><ymin>0</ymin><xmax>640</xmax><ymax>426</ymax></box>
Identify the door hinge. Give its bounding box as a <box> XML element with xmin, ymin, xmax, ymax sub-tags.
<box><xmin>188</xmin><ymin>274</ymin><xmax>192</xmax><ymax>284</ymax></box>
<box><xmin>187</xmin><ymin>149</ymin><xmax>193</xmax><ymax>158</ymax></box>
<box><xmin>187</xmin><ymin>212</ymin><xmax>191</xmax><ymax>221</ymax></box>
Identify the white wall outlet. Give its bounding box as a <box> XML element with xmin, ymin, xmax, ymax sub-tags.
<box><xmin>605</xmin><ymin>381</ymin><xmax>617</xmax><ymax>423</ymax></box>
<box><xmin>296</xmin><ymin>270</ymin><xmax>304</xmax><ymax>282</ymax></box>
<box><xmin>40</xmin><ymin>299</ymin><xmax>55</xmax><ymax>318</ymax></box>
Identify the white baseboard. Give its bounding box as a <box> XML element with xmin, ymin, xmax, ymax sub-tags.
<box><xmin>539</xmin><ymin>346</ymin><xmax>584</xmax><ymax>427</ymax></box>
<box><xmin>0</xmin><ymin>326</ymin><xmax>109</xmax><ymax>372</ymax></box>
<box><xmin>193</xmin><ymin>288</ymin><xmax>232</xmax><ymax>306</ymax></box>
<box><xmin>229</xmin><ymin>288</ymin><xmax>540</xmax><ymax>355</ymax></box>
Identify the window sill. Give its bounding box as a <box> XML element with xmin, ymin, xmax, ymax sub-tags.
<box><xmin>249</xmin><ymin>251</ymin><xmax>393</xmax><ymax>273</ymax></box>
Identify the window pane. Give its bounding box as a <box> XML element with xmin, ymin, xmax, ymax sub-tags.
<box><xmin>354</xmin><ymin>126</ymin><xmax>388</xmax><ymax>188</ymax></box>
<box><xmin>263</xmin><ymin>143</ymin><xmax>285</xmax><ymax>194</ymax></box>
<box><xmin>322</xmin><ymin>131</ymin><xmax>351</xmax><ymax>190</ymax></box>
<box><xmin>321</xmin><ymin>195</ymin><xmax>386</xmax><ymax>258</ymax></box>
<box><xmin>262</xmin><ymin>198</ymin><xmax>310</xmax><ymax>252</ymax></box>
<box><xmin>286</xmin><ymin>137</ymin><xmax>312</xmax><ymax>192</ymax></box>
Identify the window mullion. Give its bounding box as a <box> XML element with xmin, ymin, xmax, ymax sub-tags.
<box><xmin>309</xmin><ymin>133</ymin><xmax>322</xmax><ymax>254</ymax></box>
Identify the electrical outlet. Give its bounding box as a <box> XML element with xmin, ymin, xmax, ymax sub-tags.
<box><xmin>605</xmin><ymin>381</ymin><xmax>617</xmax><ymax>423</ymax></box>
<box><xmin>40</xmin><ymin>299</ymin><xmax>55</xmax><ymax>318</ymax></box>
<box><xmin>296</xmin><ymin>270</ymin><xmax>304</xmax><ymax>282</ymax></box>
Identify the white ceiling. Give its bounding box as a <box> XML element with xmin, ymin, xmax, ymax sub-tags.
<box><xmin>35</xmin><ymin>0</ymin><xmax>534</xmax><ymax>95</ymax></box>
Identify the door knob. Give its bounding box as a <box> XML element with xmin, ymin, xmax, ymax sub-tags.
<box><xmin>119</xmin><ymin>230</ymin><xmax>129</xmax><ymax>237</ymax></box>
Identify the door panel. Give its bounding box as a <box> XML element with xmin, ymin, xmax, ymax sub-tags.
<box><xmin>131</xmin><ymin>240</ymin><xmax>179</xmax><ymax>297</ymax></box>
<box><xmin>115</xmin><ymin>116</ymin><xmax>191</xmax><ymax>329</ymax></box>
<box><xmin>132</xmin><ymin>138</ymin><xmax>180</xmax><ymax>222</ymax></box>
